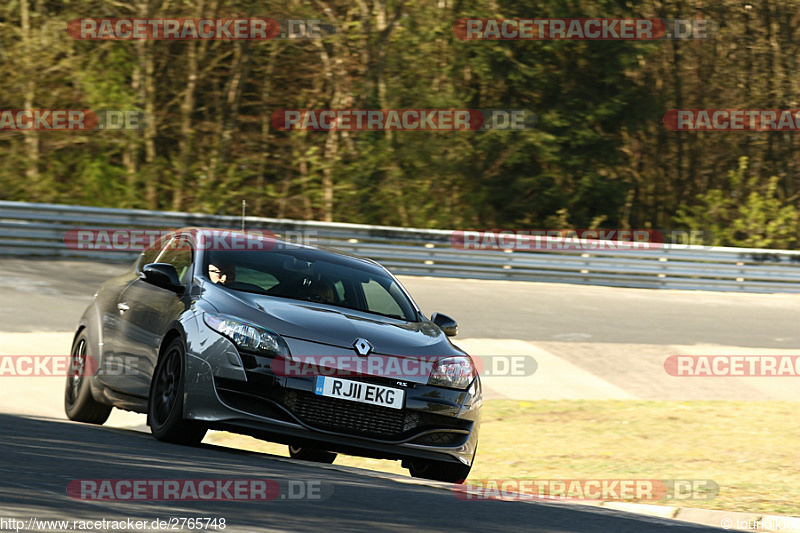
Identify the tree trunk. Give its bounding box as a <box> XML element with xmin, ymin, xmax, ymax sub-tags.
<box><xmin>20</xmin><ymin>0</ymin><xmax>40</xmax><ymax>189</ymax></box>
<box><xmin>135</xmin><ymin>0</ymin><xmax>158</xmax><ymax>208</ymax></box>
<box><xmin>255</xmin><ymin>44</ymin><xmax>279</xmax><ymax>215</ymax></box>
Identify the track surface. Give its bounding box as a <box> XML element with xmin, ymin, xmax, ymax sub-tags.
<box><xmin>2</xmin><ymin>414</ymin><xmax>723</xmax><ymax>532</ymax></box>
<box><xmin>1</xmin><ymin>258</ymin><xmax>797</xmax><ymax>348</ymax></box>
<box><xmin>2</xmin><ymin>257</ymin><xmax>797</xmax><ymax>531</ymax></box>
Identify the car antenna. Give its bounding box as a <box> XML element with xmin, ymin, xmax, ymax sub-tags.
<box><xmin>241</xmin><ymin>200</ymin><xmax>246</xmax><ymax>231</ymax></box>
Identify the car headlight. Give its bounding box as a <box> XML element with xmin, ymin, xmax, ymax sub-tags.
<box><xmin>204</xmin><ymin>313</ymin><xmax>290</xmax><ymax>357</ymax></box>
<box><xmin>428</xmin><ymin>356</ymin><xmax>475</xmax><ymax>389</ymax></box>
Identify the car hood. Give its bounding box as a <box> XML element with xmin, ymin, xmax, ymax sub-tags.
<box><xmin>212</xmin><ymin>289</ymin><xmax>463</xmax><ymax>358</ymax></box>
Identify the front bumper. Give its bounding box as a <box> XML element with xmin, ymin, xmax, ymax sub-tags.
<box><xmin>182</xmin><ymin>324</ymin><xmax>481</xmax><ymax>466</ymax></box>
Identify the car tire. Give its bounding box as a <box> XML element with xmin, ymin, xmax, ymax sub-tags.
<box><xmin>64</xmin><ymin>331</ymin><xmax>112</xmax><ymax>424</ymax></box>
<box><xmin>148</xmin><ymin>337</ymin><xmax>206</xmax><ymax>445</ymax></box>
<box><xmin>405</xmin><ymin>458</ymin><xmax>472</xmax><ymax>484</ymax></box>
<box><xmin>288</xmin><ymin>445</ymin><xmax>337</xmax><ymax>464</ymax></box>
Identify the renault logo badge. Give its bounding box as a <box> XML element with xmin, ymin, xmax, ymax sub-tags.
<box><xmin>353</xmin><ymin>338</ymin><xmax>373</xmax><ymax>356</ymax></box>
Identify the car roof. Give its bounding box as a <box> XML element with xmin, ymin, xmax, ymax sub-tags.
<box><xmin>170</xmin><ymin>227</ymin><xmax>422</xmax><ymax>317</ymax></box>
<box><xmin>174</xmin><ymin>227</ymin><xmax>383</xmax><ymax>269</ymax></box>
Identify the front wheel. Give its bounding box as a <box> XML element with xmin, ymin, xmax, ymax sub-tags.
<box><xmin>405</xmin><ymin>458</ymin><xmax>472</xmax><ymax>484</ymax></box>
<box><xmin>64</xmin><ymin>331</ymin><xmax>112</xmax><ymax>424</ymax></box>
<box><xmin>148</xmin><ymin>337</ymin><xmax>206</xmax><ymax>445</ymax></box>
<box><xmin>288</xmin><ymin>445</ymin><xmax>337</xmax><ymax>464</ymax></box>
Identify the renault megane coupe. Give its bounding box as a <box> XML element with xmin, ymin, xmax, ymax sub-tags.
<box><xmin>65</xmin><ymin>228</ymin><xmax>481</xmax><ymax>483</ymax></box>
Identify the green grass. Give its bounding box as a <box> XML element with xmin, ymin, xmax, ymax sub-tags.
<box><xmin>205</xmin><ymin>400</ymin><xmax>800</xmax><ymax>516</ymax></box>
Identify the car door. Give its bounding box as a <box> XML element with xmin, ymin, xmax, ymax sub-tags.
<box><xmin>113</xmin><ymin>235</ymin><xmax>194</xmax><ymax>398</ymax></box>
<box><xmin>96</xmin><ymin>236</ymin><xmax>167</xmax><ymax>394</ymax></box>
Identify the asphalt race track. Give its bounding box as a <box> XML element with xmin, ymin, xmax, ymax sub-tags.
<box><xmin>1</xmin><ymin>414</ymin><xmax>724</xmax><ymax>533</ymax></box>
<box><xmin>1</xmin><ymin>258</ymin><xmax>797</xmax><ymax>348</ymax></box>
<box><xmin>1</xmin><ymin>257</ymin><xmax>798</xmax><ymax>532</ymax></box>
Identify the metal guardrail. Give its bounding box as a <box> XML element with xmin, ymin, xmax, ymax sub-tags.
<box><xmin>0</xmin><ymin>200</ymin><xmax>799</xmax><ymax>293</ymax></box>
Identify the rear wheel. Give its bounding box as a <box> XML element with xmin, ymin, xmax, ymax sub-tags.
<box><xmin>288</xmin><ymin>445</ymin><xmax>337</xmax><ymax>464</ymax></box>
<box><xmin>148</xmin><ymin>337</ymin><xmax>206</xmax><ymax>445</ymax></box>
<box><xmin>64</xmin><ymin>332</ymin><xmax>112</xmax><ymax>424</ymax></box>
<box><xmin>405</xmin><ymin>458</ymin><xmax>472</xmax><ymax>484</ymax></box>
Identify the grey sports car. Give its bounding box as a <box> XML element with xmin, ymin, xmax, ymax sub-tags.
<box><xmin>65</xmin><ymin>228</ymin><xmax>481</xmax><ymax>483</ymax></box>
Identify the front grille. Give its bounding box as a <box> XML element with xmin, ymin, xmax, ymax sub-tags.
<box><xmin>284</xmin><ymin>390</ymin><xmax>406</xmax><ymax>438</ymax></box>
<box><xmin>214</xmin><ymin>375</ymin><xmax>472</xmax><ymax>442</ymax></box>
<box><xmin>282</xmin><ymin>389</ymin><xmax>473</xmax><ymax>441</ymax></box>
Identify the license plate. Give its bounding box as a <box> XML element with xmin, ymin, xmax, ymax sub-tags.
<box><xmin>314</xmin><ymin>376</ymin><xmax>404</xmax><ymax>410</ymax></box>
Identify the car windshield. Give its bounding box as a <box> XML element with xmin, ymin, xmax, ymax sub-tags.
<box><xmin>204</xmin><ymin>247</ymin><xmax>418</xmax><ymax>322</ymax></box>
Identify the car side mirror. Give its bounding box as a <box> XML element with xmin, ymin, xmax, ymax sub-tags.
<box><xmin>431</xmin><ymin>312</ymin><xmax>458</xmax><ymax>337</ymax></box>
<box><xmin>140</xmin><ymin>263</ymin><xmax>185</xmax><ymax>294</ymax></box>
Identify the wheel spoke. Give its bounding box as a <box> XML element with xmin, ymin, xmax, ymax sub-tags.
<box><xmin>68</xmin><ymin>339</ymin><xmax>86</xmax><ymax>403</ymax></box>
<box><xmin>153</xmin><ymin>349</ymin><xmax>182</xmax><ymax>425</ymax></box>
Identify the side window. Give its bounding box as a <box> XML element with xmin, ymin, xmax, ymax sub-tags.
<box><xmin>361</xmin><ymin>279</ymin><xmax>404</xmax><ymax>318</ymax></box>
<box><xmin>155</xmin><ymin>236</ymin><xmax>194</xmax><ymax>283</ymax></box>
<box><xmin>139</xmin><ymin>236</ymin><xmax>170</xmax><ymax>270</ymax></box>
